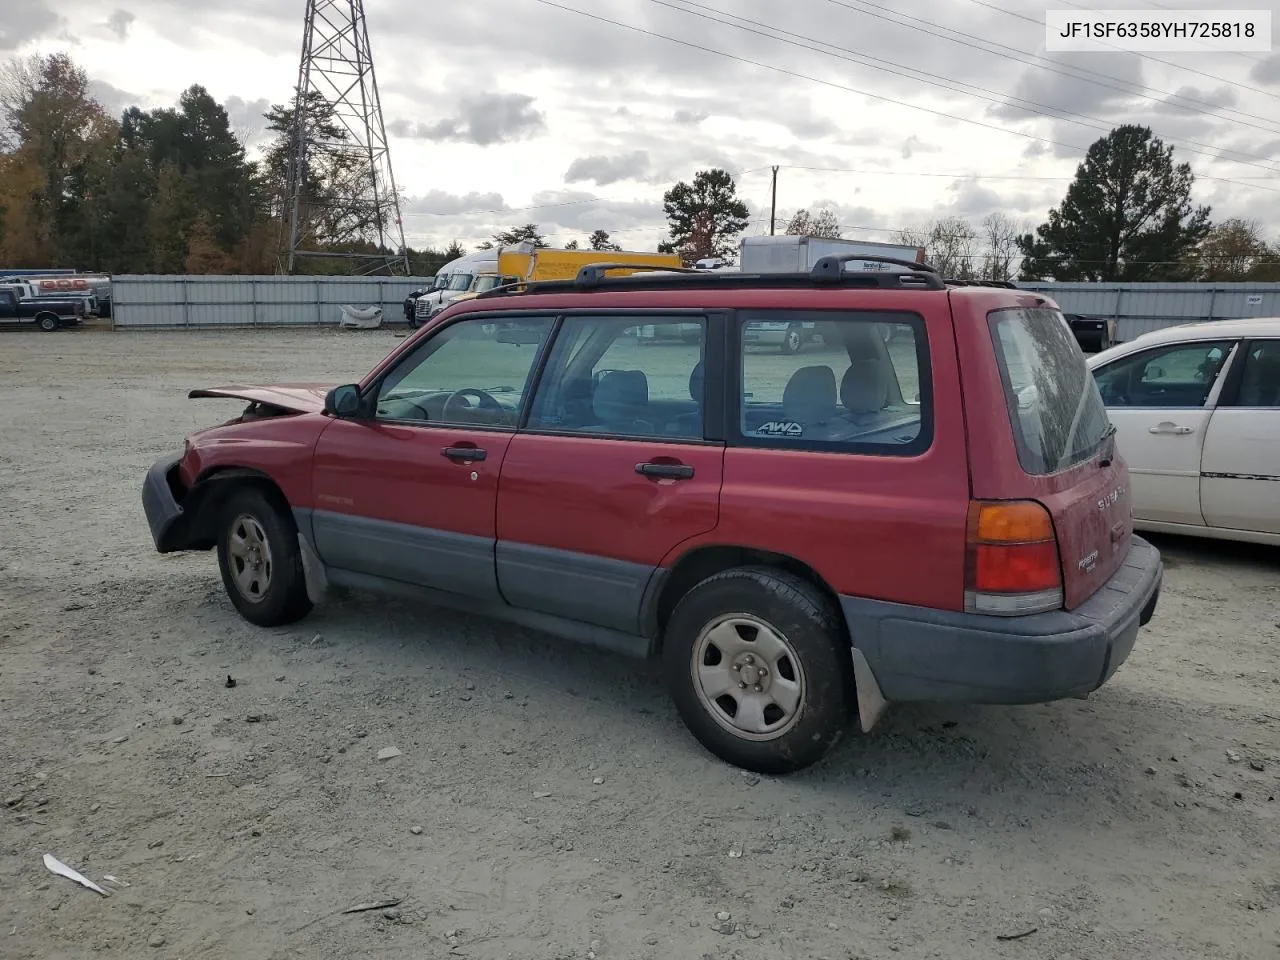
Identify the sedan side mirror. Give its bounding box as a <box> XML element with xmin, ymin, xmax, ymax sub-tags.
<box><xmin>325</xmin><ymin>383</ymin><xmax>363</xmax><ymax>418</ymax></box>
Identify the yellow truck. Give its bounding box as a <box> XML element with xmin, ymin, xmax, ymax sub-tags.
<box><xmin>435</xmin><ymin>247</ymin><xmax>684</xmax><ymax>316</ymax></box>
<box><xmin>497</xmin><ymin>247</ymin><xmax>682</xmax><ymax>284</ymax></box>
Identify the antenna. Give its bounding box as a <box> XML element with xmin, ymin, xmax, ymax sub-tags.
<box><xmin>281</xmin><ymin>0</ymin><xmax>410</xmax><ymax>276</ymax></box>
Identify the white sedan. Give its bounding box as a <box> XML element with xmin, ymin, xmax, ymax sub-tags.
<box><xmin>1086</xmin><ymin>317</ymin><xmax>1280</xmax><ymax>546</ymax></box>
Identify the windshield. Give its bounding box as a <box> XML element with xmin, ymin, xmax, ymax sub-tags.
<box><xmin>988</xmin><ymin>307</ymin><xmax>1112</xmax><ymax>475</ymax></box>
<box><xmin>447</xmin><ymin>273</ymin><xmax>473</xmax><ymax>292</ymax></box>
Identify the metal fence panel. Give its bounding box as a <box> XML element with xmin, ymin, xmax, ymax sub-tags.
<box><xmin>111</xmin><ymin>275</ymin><xmax>435</xmax><ymax>329</ymax></box>
<box><xmin>1017</xmin><ymin>281</ymin><xmax>1280</xmax><ymax>338</ymax></box>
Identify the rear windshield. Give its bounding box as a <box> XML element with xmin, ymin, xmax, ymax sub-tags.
<box><xmin>988</xmin><ymin>307</ymin><xmax>1112</xmax><ymax>475</ymax></box>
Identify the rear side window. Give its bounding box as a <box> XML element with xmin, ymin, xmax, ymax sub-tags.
<box><xmin>989</xmin><ymin>307</ymin><xmax>1112</xmax><ymax>475</ymax></box>
<box><xmin>736</xmin><ymin>310</ymin><xmax>931</xmax><ymax>454</ymax></box>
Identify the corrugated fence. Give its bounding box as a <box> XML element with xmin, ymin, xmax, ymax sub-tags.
<box><xmin>110</xmin><ymin>275</ymin><xmax>436</xmax><ymax>329</ymax></box>
<box><xmin>107</xmin><ymin>274</ymin><xmax>1280</xmax><ymax>336</ymax></box>
<box><xmin>1016</xmin><ymin>281</ymin><xmax>1280</xmax><ymax>342</ymax></box>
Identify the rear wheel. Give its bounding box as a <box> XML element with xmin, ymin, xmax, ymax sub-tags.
<box><xmin>662</xmin><ymin>567</ymin><xmax>855</xmax><ymax>774</ymax></box>
<box><xmin>216</xmin><ymin>487</ymin><xmax>312</xmax><ymax>627</ymax></box>
<box><xmin>36</xmin><ymin>313</ymin><xmax>59</xmax><ymax>332</ymax></box>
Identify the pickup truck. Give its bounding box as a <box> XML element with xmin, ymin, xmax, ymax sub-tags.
<box><xmin>0</xmin><ymin>286</ymin><xmax>85</xmax><ymax>331</ymax></box>
<box><xmin>5</xmin><ymin>279</ymin><xmax>100</xmax><ymax>317</ymax></box>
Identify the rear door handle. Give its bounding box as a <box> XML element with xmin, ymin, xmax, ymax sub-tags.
<box><xmin>636</xmin><ymin>461</ymin><xmax>694</xmax><ymax>479</ymax></box>
<box><xmin>442</xmin><ymin>446</ymin><xmax>487</xmax><ymax>462</ymax></box>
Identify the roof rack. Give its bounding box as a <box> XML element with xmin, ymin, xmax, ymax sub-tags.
<box><xmin>473</xmin><ymin>254</ymin><xmax>951</xmax><ymax>297</ymax></box>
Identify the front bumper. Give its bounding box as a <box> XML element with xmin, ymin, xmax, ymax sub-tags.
<box><xmin>142</xmin><ymin>454</ymin><xmax>191</xmax><ymax>553</ymax></box>
<box><xmin>842</xmin><ymin>535</ymin><xmax>1163</xmax><ymax>704</ymax></box>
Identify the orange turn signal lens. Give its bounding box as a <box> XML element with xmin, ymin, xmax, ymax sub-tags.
<box><xmin>973</xmin><ymin>501</ymin><xmax>1055</xmax><ymax>543</ymax></box>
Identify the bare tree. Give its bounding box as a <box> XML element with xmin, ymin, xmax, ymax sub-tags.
<box><xmin>981</xmin><ymin>212</ymin><xmax>1022</xmax><ymax>281</ymax></box>
<box><xmin>786</xmin><ymin>207</ymin><xmax>841</xmax><ymax>238</ymax></box>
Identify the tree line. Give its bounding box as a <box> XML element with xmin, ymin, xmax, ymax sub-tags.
<box><xmin>2</xmin><ymin>53</ymin><xmax>1276</xmax><ymax>283</ymax></box>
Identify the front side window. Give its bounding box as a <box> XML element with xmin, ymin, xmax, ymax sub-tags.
<box><xmin>1092</xmin><ymin>340</ymin><xmax>1233</xmax><ymax>409</ymax></box>
<box><xmin>375</xmin><ymin>316</ymin><xmax>553</xmax><ymax>427</ymax></box>
<box><xmin>1231</xmin><ymin>339</ymin><xmax>1280</xmax><ymax>408</ymax></box>
<box><xmin>991</xmin><ymin>307</ymin><xmax>1113</xmax><ymax>475</ymax></box>
<box><xmin>447</xmin><ymin>273</ymin><xmax>473</xmax><ymax>291</ymax></box>
<box><xmin>527</xmin><ymin>316</ymin><xmax>707</xmax><ymax>439</ymax></box>
<box><xmin>738</xmin><ymin>311</ymin><xmax>929</xmax><ymax>453</ymax></box>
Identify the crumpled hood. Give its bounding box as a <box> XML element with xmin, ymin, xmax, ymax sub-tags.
<box><xmin>188</xmin><ymin>383</ymin><xmax>334</xmax><ymax>414</ymax></box>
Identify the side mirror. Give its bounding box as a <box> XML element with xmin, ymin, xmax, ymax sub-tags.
<box><xmin>325</xmin><ymin>384</ymin><xmax>362</xmax><ymax>418</ymax></box>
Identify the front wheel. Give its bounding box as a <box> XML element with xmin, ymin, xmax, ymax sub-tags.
<box><xmin>216</xmin><ymin>487</ymin><xmax>313</xmax><ymax>627</ymax></box>
<box><xmin>662</xmin><ymin>567</ymin><xmax>856</xmax><ymax>774</ymax></box>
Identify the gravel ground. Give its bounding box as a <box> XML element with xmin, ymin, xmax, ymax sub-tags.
<box><xmin>1</xmin><ymin>326</ymin><xmax>1278</xmax><ymax>960</ymax></box>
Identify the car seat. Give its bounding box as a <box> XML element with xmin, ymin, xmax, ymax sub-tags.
<box><xmin>592</xmin><ymin>369</ymin><xmax>654</xmax><ymax>435</ymax></box>
<box><xmin>1239</xmin><ymin>353</ymin><xmax>1280</xmax><ymax>407</ymax></box>
<box><xmin>669</xmin><ymin>361</ymin><xmax>704</xmax><ymax>438</ymax></box>
<box><xmin>781</xmin><ymin>365</ymin><xmax>838</xmax><ymax>431</ymax></box>
<box><xmin>840</xmin><ymin>359</ymin><xmax>890</xmax><ymax>419</ymax></box>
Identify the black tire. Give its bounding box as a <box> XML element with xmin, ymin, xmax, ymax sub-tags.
<box><xmin>780</xmin><ymin>324</ymin><xmax>803</xmax><ymax>355</ymax></box>
<box><xmin>215</xmin><ymin>487</ymin><xmax>313</xmax><ymax>628</ymax></box>
<box><xmin>661</xmin><ymin>566</ymin><xmax>856</xmax><ymax>774</ymax></box>
<box><xmin>36</xmin><ymin>313</ymin><xmax>59</xmax><ymax>332</ymax></box>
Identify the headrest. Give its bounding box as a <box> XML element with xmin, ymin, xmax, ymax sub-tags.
<box><xmin>593</xmin><ymin>369</ymin><xmax>648</xmax><ymax>422</ymax></box>
<box><xmin>841</xmin><ymin>359</ymin><xmax>889</xmax><ymax>414</ymax></box>
<box><xmin>782</xmin><ymin>365</ymin><xmax>837</xmax><ymax>423</ymax></box>
<box><xmin>689</xmin><ymin>361</ymin><xmax>704</xmax><ymax>404</ymax></box>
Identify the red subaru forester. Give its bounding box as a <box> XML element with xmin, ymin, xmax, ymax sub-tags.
<box><xmin>142</xmin><ymin>257</ymin><xmax>1162</xmax><ymax>774</ymax></box>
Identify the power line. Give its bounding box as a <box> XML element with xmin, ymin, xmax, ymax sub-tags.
<box><xmin>826</xmin><ymin>0</ymin><xmax>1280</xmax><ymax>135</ymax></box>
<box><xmin>645</xmin><ymin>0</ymin><xmax>1280</xmax><ymax>173</ymax></box>
<box><xmin>526</xmin><ymin>0</ymin><xmax>1280</xmax><ymax>197</ymax></box>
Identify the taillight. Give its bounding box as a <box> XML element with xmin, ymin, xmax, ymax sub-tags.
<box><xmin>965</xmin><ymin>500</ymin><xmax>1063</xmax><ymax>616</ymax></box>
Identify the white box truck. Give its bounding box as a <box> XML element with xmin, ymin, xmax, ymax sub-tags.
<box><xmin>735</xmin><ymin>235</ymin><xmax>927</xmax><ymax>353</ymax></box>
<box><xmin>738</xmin><ymin>234</ymin><xmax>926</xmax><ymax>274</ymax></box>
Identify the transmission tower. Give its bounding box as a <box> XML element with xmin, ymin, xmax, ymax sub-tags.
<box><xmin>281</xmin><ymin>0</ymin><xmax>410</xmax><ymax>275</ymax></box>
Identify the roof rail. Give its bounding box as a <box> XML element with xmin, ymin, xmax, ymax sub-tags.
<box><xmin>574</xmin><ymin>262</ymin><xmax>700</xmax><ymax>288</ymax></box>
<box><xmin>809</xmin><ymin>254</ymin><xmax>945</xmax><ymax>291</ymax></box>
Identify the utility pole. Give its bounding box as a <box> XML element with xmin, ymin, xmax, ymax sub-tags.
<box><xmin>769</xmin><ymin>165</ymin><xmax>779</xmax><ymax>236</ymax></box>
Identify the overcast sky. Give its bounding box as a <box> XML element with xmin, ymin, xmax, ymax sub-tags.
<box><xmin>5</xmin><ymin>0</ymin><xmax>1280</xmax><ymax>254</ymax></box>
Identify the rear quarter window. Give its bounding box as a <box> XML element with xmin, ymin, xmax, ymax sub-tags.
<box><xmin>736</xmin><ymin>310</ymin><xmax>932</xmax><ymax>455</ymax></box>
<box><xmin>988</xmin><ymin>306</ymin><xmax>1112</xmax><ymax>475</ymax></box>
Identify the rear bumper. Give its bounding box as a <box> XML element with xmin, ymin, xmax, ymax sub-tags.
<box><xmin>842</xmin><ymin>535</ymin><xmax>1163</xmax><ymax>704</ymax></box>
<box><xmin>142</xmin><ymin>454</ymin><xmax>193</xmax><ymax>553</ymax></box>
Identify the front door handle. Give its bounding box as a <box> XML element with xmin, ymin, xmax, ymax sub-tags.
<box><xmin>636</xmin><ymin>461</ymin><xmax>694</xmax><ymax>480</ymax></box>
<box><xmin>1149</xmin><ymin>422</ymin><xmax>1194</xmax><ymax>435</ymax></box>
<box><xmin>442</xmin><ymin>445</ymin><xmax>487</xmax><ymax>463</ymax></box>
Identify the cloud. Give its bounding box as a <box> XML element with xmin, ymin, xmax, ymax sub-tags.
<box><xmin>105</xmin><ymin>9</ymin><xmax>135</xmax><ymax>39</ymax></box>
<box><xmin>1249</xmin><ymin>54</ymin><xmax>1280</xmax><ymax>87</ymax></box>
<box><xmin>404</xmin><ymin>190</ymin><xmax>509</xmax><ymax>217</ymax></box>
<box><xmin>391</xmin><ymin>93</ymin><xmax>545</xmax><ymax>146</ymax></box>
<box><xmin>88</xmin><ymin>78</ymin><xmax>137</xmax><ymax>116</ymax></box>
<box><xmin>1</xmin><ymin>0</ymin><xmax>64</xmax><ymax>52</ymax></box>
<box><xmin>990</xmin><ymin>52</ymin><xmax>1144</xmax><ymax>123</ymax></box>
<box><xmin>564</xmin><ymin>150</ymin><xmax>651</xmax><ymax>186</ymax></box>
<box><xmin>673</xmin><ymin>108</ymin><xmax>708</xmax><ymax>125</ymax></box>
<box><xmin>901</xmin><ymin>136</ymin><xmax>940</xmax><ymax>160</ymax></box>
<box><xmin>1152</xmin><ymin>85</ymin><xmax>1237</xmax><ymax>116</ymax></box>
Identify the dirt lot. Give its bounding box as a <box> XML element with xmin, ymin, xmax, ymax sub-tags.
<box><xmin>1</xmin><ymin>327</ymin><xmax>1278</xmax><ymax>960</ymax></box>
